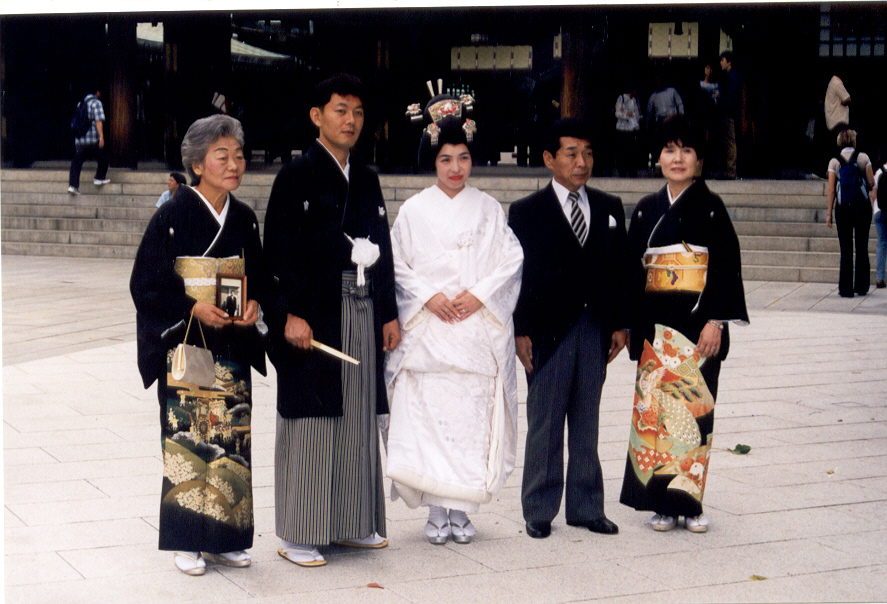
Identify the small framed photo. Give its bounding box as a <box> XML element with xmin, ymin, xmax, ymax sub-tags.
<box><xmin>217</xmin><ymin>273</ymin><xmax>247</xmax><ymax>320</ymax></box>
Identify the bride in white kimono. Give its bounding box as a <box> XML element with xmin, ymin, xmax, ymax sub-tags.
<box><xmin>385</xmin><ymin>104</ymin><xmax>523</xmax><ymax>545</ymax></box>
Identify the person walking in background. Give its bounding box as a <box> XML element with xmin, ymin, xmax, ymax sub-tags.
<box><xmin>872</xmin><ymin>160</ymin><xmax>887</xmax><ymax>289</ymax></box>
<box><xmin>385</xmin><ymin>97</ymin><xmax>523</xmax><ymax>546</ymax></box>
<box><xmin>825</xmin><ymin>73</ymin><xmax>851</xmax><ymax>135</ymax></box>
<box><xmin>826</xmin><ymin>129</ymin><xmax>876</xmax><ymax>297</ymax></box>
<box><xmin>508</xmin><ymin>118</ymin><xmax>628</xmax><ymax>540</ymax></box>
<box><xmin>615</xmin><ymin>89</ymin><xmax>642</xmax><ymax>177</ymax></box>
<box><xmin>263</xmin><ymin>74</ymin><xmax>401</xmax><ymax>568</ymax></box>
<box><xmin>647</xmin><ymin>77</ymin><xmax>685</xmax><ymax>126</ymax></box>
<box><xmin>719</xmin><ymin>51</ymin><xmax>741</xmax><ymax>179</ymax></box>
<box><xmin>698</xmin><ymin>63</ymin><xmax>720</xmax><ymax>178</ymax></box>
<box><xmin>620</xmin><ymin>116</ymin><xmax>749</xmax><ymax>534</ymax></box>
<box><xmin>156</xmin><ymin>172</ymin><xmax>187</xmax><ymax>208</ymax></box>
<box><xmin>68</xmin><ymin>89</ymin><xmax>110</xmax><ymax>195</ymax></box>
<box><xmin>647</xmin><ymin>77</ymin><xmax>684</xmax><ymax>171</ymax></box>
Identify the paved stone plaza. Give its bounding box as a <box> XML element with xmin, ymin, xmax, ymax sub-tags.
<box><xmin>3</xmin><ymin>255</ymin><xmax>887</xmax><ymax>603</ymax></box>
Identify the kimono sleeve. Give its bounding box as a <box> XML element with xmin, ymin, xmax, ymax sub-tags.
<box><xmin>263</xmin><ymin>161</ymin><xmax>310</xmax><ymax>325</ymax></box>
<box><xmin>390</xmin><ymin>205</ymin><xmax>440</xmax><ymax>329</ymax></box>
<box><xmin>129</xmin><ymin>207</ymin><xmax>194</xmax><ymax>387</ymax></box>
<box><xmin>693</xmin><ymin>195</ymin><xmax>749</xmax><ymax>326</ymax></box>
<box><xmin>468</xmin><ymin>199</ymin><xmax>523</xmax><ymax>328</ymax></box>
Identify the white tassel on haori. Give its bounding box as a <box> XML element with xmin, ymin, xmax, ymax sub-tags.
<box><xmin>346</xmin><ymin>235</ymin><xmax>381</xmax><ymax>286</ymax></box>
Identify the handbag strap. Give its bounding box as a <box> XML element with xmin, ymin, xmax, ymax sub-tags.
<box><xmin>184</xmin><ymin>307</ymin><xmax>209</xmax><ymax>349</ymax></box>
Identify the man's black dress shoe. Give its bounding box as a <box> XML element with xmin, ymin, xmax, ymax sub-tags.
<box><xmin>567</xmin><ymin>517</ymin><xmax>619</xmax><ymax>535</ymax></box>
<box><xmin>525</xmin><ymin>521</ymin><xmax>551</xmax><ymax>539</ymax></box>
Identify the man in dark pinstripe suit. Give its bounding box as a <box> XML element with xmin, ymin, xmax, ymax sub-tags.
<box><xmin>508</xmin><ymin>118</ymin><xmax>628</xmax><ymax>540</ymax></box>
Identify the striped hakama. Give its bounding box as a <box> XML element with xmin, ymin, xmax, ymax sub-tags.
<box><xmin>275</xmin><ymin>271</ymin><xmax>386</xmax><ymax>545</ymax></box>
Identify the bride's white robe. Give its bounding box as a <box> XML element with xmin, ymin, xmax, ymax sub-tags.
<box><xmin>384</xmin><ymin>184</ymin><xmax>523</xmax><ymax>512</ymax></box>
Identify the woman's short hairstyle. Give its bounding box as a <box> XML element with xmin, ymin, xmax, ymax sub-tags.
<box><xmin>180</xmin><ymin>114</ymin><xmax>245</xmax><ymax>185</ymax></box>
<box><xmin>655</xmin><ymin>115</ymin><xmax>706</xmax><ymax>159</ymax></box>
<box><xmin>837</xmin><ymin>128</ymin><xmax>857</xmax><ymax>149</ymax></box>
<box><xmin>169</xmin><ymin>172</ymin><xmax>187</xmax><ymax>186</ymax></box>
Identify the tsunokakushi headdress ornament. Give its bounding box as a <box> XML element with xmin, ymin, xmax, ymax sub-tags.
<box><xmin>408</xmin><ymin>79</ymin><xmax>478</xmax><ymax>172</ymax></box>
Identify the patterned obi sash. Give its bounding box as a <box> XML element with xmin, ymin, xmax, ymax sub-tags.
<box><xmin>174</xmin><ymin>256</ymin><xmax>245</xmax><ymax>304</ymax></box>
<box><xmin>644</xmin><ymin>243</ymin><xmax>708</xmax><ymax>294</ymax></box>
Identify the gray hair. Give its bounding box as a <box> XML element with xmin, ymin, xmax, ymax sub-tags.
<box><xmin>180</xmin><ymin>114</ymin><xmax>245</xmax><ymax>185</ymax></box>
<box><xmin>837</xmin><ymin>128</ymin><xmax>857</xmax><ymax>149</ymax></box>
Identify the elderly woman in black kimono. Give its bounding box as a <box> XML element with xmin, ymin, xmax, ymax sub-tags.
<box><xmin>131</xmin><ymin>114</ymin><xmax>273</xmax><ymax>575</ymax></box>
<box><xmin>620</xmin><ymin>116</ymin><xmax>748</xmax><ymax>534</ymax></box>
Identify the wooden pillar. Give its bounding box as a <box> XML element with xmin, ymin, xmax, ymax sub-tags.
<box><xmin>108</xmin><ymin>17</ymin><xmax>138</xmax><ymax>169</ymax></box>
<box><xmin>561</xmin><ymin>28</ymin><xmax>581</xmax><ymax>118</ymax></box>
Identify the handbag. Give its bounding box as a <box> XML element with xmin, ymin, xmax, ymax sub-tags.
<box><xmin>171</xmin><ymin>310</ymin><xmax>216</xmax><ymax>388</ymax></box>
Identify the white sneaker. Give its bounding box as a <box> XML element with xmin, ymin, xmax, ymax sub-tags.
<box><xmin>174</xmin><ymin>551</ymin><xmax>206</xmax><ymax>576</ymax></box>
<box><xmin>94</xmin><ymin>178</ymin><xmax>110</xmax><ymax>186</ymax></box>
<box><xmin>651</xmin><ymin>513</ymin><xmax>676</xmax><ymax>531</ymax></box>
<box><xmin>202</xmin><ymin>550</ymin><xmax>251</xmax><ymax>567</ymax></box>
<box><xmin>685</xmin><ymin>515</ymin><xmax>709</xmax><ymax>533</ymax></box>
<box><xmin>67</xmin><ymin>186</ymin><xmax>80</xmax><ymax>195</ymax></box>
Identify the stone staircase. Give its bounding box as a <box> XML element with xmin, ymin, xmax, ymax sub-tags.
<box><xmin>1</xmin><ymin>167</ymin><xmax>878</xmax><ymax>283</ymax></box>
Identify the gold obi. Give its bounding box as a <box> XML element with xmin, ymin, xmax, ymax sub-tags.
<box><xmin>644</xmin><ymin>244</ymin><xmax>708</xmax><ymax>293</ymax></box>
<box><xmin>174</xmin><ymin>256</ymin><xmax>245</xmax><ymax>304</ymax></box>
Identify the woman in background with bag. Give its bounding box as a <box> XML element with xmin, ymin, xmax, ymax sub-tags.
<box><xmin>131</xmin><ymin>114</ymin><xmax>274</xmax><ymax>576</ymax></box>
<box><xmin>825</xmin><ymin>128</ymin><xmax>876</xmax><ymax>297</ymax></box>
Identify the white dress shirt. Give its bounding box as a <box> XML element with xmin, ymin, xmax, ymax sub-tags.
<box><xmin>551</xmin><ymin>179</ymin><xmax>590</xmax><ymax>231</ymax></box>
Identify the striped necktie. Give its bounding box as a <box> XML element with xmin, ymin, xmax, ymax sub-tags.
<box><xmin>568</xmin><ymin>190</ymin><xmax>587</xmax><ymax>245</ymax></box>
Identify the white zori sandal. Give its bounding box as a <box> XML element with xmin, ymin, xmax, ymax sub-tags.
<box><xmin>685</xmin><ymin>515</ymin><xmax>709</xmax><ymax>533</ymax></box>
<box><xmin>650</xmin><ymin>514</ymin><xmax>677</xmax><ymax>532</ymax></box>
<box><xmin>174</xmin><ymin>551</ymin><xmax>206</xmax><ymax>576</ymax></box>
<box><xmin>448</xmin><ymin>509</ymin><xmax>476</xmax><ymax>544</ymax></box>
<box><xmin>332</xmin><ymin>533</ymin><xmax>389</xmax><ymax>549</ymax></box>
<box><xmin>202</xmin><ymin>550</ymin><xmax>251</xmax><ymax>567</ymax></box>
<box><xmin>425</xmin><ymin>505</ymin><xmax>451</xmax><ymax>545</ymax></box>
<box><xmin>278</xmin><ymin>541</ymin><xmax>327</xmax><ymax>567</ymax></box>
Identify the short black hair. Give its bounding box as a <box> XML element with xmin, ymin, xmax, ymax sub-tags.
<box><xmin>720</xmin><ymin>50</ymin><xmax>733</xmax><ymax>64</ymax></box>
<box><xmin>655</xmin><ymin>115</ymin><xmax>705</xmax><ymax>159</ymax></box>
<box><xmin>170</xmin><ymin>172</ymin><xmax>187</xmax><ymax>186</ymax></box>
<box><xmin>310</xmin><ymin>73</ymin><xmax>365</xmax><ymax>110</ymax></box>
<box><xmin>542</xmin><ymin>118</ymin><xmax>594</xmax><ymax>157</ymax></box>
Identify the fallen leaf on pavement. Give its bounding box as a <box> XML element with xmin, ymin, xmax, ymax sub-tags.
<box><xmin>728</xmin><ymin>444</ymin><xmax>751</xmax><ymax>454</ymax></box>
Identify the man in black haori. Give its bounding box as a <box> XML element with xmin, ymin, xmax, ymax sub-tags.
<box><xmin>264</xmin><ymin>74</ymin><xmax>401</xmax><ymax>567</ymax></box>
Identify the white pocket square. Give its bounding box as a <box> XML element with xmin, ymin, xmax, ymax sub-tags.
<box><xmin>608</xmin><ymin>215</ymin><xmax>618</xmax><ymax>228</ymax></box>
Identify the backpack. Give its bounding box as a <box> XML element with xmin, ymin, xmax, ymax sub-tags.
<box><xmin>836</xmin><ymin>150</ymin><xmax>868</xmax><ymax>208</ymax></box>
<box><xmin>70</xmin><ymin>97</ymin><xmax>91</xmax><ymax>137</ymax></box>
